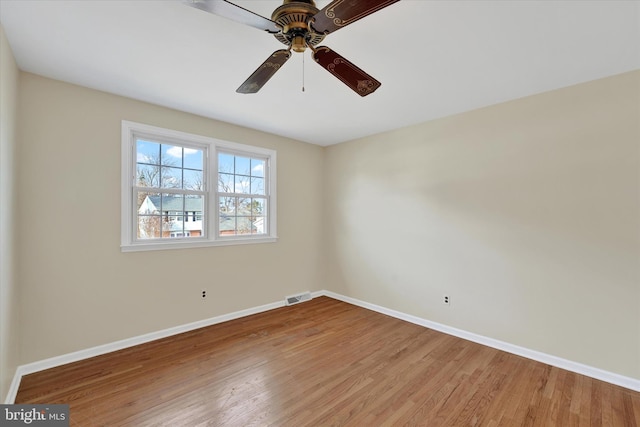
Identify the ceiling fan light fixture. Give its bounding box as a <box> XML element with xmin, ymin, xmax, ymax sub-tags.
<box><xmin>291</xmin><ymin>35</ymin><xmax>307</xmax><ymax>53</ymax></box>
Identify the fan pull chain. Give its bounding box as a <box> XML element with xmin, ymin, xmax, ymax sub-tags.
<box><xmin>302</xmin><ymin>52</ymin><xmax>306</xmax><ymax>92</ymax></box>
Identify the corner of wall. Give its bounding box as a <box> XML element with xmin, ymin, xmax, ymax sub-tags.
<box><xmin>0</xmin><ymin>24</ymin><xmax>21</xmax><ymax>403</ymax></box>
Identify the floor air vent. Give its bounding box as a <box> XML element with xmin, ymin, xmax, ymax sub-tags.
<box><xmin>285</xmin><ymin>292</ymin><xmax>312</xmax><ymax>306</ymax></box>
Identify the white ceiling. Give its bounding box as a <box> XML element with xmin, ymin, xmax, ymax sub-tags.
<box><xmin>1</xmin><ymin>0</ymin><xmax>638</xmax><ymax>146</ymax></box>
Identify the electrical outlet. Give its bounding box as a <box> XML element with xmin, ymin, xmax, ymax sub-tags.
<box><xmin>201</xmin><ymin>290</ymin><xmax>207</xmax><ymax>299</ymax></box>
<box><xmin>443</xmin><ymin>295</ymin><xmax>450</xmax><ymax>305</ymax></box>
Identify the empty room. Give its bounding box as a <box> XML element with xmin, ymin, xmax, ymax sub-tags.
<box><xmin>1</xmin><ymin>0</ymin><xmax>639</xmax><ymax>425</ymax></box>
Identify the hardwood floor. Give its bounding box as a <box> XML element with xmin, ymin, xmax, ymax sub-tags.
<box><xmin>16</xmin><ymin>296</ymin><xmax>640</xmax><ymax>426</ymax></box>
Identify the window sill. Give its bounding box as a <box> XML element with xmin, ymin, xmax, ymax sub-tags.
<box><xmin>121</xmin><ymin>236</ymin><xmax>278</xmax><ymax>252</ymax></box>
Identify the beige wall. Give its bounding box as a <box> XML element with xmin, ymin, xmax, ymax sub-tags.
<box><xmin>0</xmin><ymin>25</ymin><xmax>20</xmax><ymax>401</ymax></box>
<box><xmin>324</xmin><ymin>71</ymin><xmax>640</xmax><ymax>379</ymax></box>
<box><xmin>16</xmin><ymin>73</ymin><xmax>324</xmax><ymax>364</ymax></box>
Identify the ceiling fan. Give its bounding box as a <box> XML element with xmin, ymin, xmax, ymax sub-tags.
<box><xmin>184</xmin><ymin>0</ymin><xmax>400</xmax><ymax>96</ymax></box>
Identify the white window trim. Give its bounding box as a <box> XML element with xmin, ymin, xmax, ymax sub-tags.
<box><xmin>121</xmin><ymin>120</ymin><xmax>277</xmax><ymax>252</ymax></box>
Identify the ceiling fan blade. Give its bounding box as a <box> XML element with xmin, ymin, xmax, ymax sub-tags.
<box><xmin>312</xmin><ymin>46</ymin><xmax>381</xmax><ymax>97</ymax></box>
<box><xmin>237</xmin><ymin>49</ymin><xmax>292</xmax><ymax>94</ymax></box>
<box><xmin>183</xmin><ymin>0</ymin><xmax>280</xmax><ymax>34</ymax></box>
<box><xmin>310</xmin><ymin>0</ymin><xmax>400</xmax><ymax>35</ymax></box>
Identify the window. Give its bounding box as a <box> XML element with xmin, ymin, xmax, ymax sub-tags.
<box><xmin>122</xmin><ymin>121</ymin><xmax>277</xmax><ymax>251</ymax></box>
<box><xmin>218</xmin><ymin>152</ymin><xmax>267</xmax><ymax>236</ymax></box>
<box><xmin>135</xmin><ymin>139</ymin><xmax>205</xmax><ymax>240</ymax></box>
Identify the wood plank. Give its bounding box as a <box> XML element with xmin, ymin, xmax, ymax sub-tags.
<box><xmin>15</xmin><ymin>297</ymin><xmax>640</xmax><ymax>426</ymax></box>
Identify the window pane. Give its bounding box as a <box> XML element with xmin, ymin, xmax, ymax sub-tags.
<box><xmin>137</xmin><ymin>191</ymin><xmax>161</xmax><ymax>214</ymax></box>
<box><xmin>218</xmin><ymin>172</ymin><xmax>233</xmax><ymax>193</ymax></box>
<box><xmin>236</xmin><ymin>216</ymin><xmax>253</xmax><ymax>235</ymax></box>
<box><xmin>237</xmin><ymin>197</ymin><xmax>250</xmax><ymax>215</ymax></box>
<box><xmin>161</xmin><ymin>194</ymin><xmax>184</xmax><ymax>214</ymax></box>
<box><xmin>251</xmin><ymin>198</ymin><xmax>266</xmax><ymax>216</ymax></box>
<box><xmin>219</xmin><ymin>212</ymin><xmax>236</xmax><ymax>236</ymax></box>
<box><xmin>136</xmin><ymin>164</ymin><xmax>160</xmax><ymax>188</ymax></box>
<box><xmin>219</xmin><ymin>196</ymin><xmax>236</xmax><ymax>214</ymax></box>
<box><xmin>184</xmin><ymin>169</ymin><xmax>203</xmax><ymax>191</ymax></box>
<box><xmin>251</xmin><ymin>158</ymin><xmax>265</xmax><ymax>178</ymax></box>
<box><xmin>137</xmin><ymin>140</ymin><xmax>160</xmax><ymax>165</ymax></box>
<box><xmin>168</xmin><ymin>215</ymin><xmax>185</xmax><ymax>237</ymax></box>
<box><xmin>183</xmin><ymin>148</ymin><xmax>203</xmax><ymax>170</ymax></box>
<box><xmin>137</xmin><ymin>215</ymin><xmax>162</xmax><ymax>239</ymax></box>
<box><xmin>218</xmin><ymin>153</ymin><xmax>234</xmax><ymax>174</ymax></box>
<box><xmin>252</xmin><ymin>216</ymin><xmax>266</xmax><ymax>235</ymax></box>
<box><xmin>137</xmin><ymin>190</ymin><xmax>162</xmax><ymax>239</ymax></box>
<box><xmin>161</xmin><ymin>166</ymin><xmax>182</xmax><ymax>189</ymax></box>
<box><xmin>250</xmin><ymin>177</ymin><xmax>265</xmax><ymax>195</ymax></box>
<box><xmin>185</xmin><ymin>196</ymin><xmax>204</xmax><ymax>238</ymax></box>
<box><xmin>235</xmin><ymin>175</ymin><xmax>250</xmax><ymax>194</ymax></box>
<box><xmin>185</xmin><ymin>195</ymin><xmax>203</xmax><ymax>213</ymax></box>
<box><xmin>161</xmin><ymin>144</ymin><xmax>183</xmax><ymax>166</ymax></box>
<box><xmin>136</xmin><ymin>140</ymin><xmax>161</xmax><ymax>188</ymax></box>
<box><xmin>235</xmin><ymin>156</ymin><xmax>250</xmax><ymax>175</ymax></box>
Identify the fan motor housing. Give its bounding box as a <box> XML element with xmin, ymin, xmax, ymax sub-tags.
<box><xmin>271</xmin><ymin>0</ymin><xmax>325</xmax><ymax>52</ymax></box>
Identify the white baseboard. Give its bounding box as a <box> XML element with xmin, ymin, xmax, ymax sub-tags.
<box><xmin>6</xmin><ymin>289</ymin><xmax>639</xmax><ymax>403</ymax></box>
<box><xmin>5</xmin><ymin>299</ymin><xmax>286</xmax><ymax>403</ymax></box>
<box><xmin>322</xmin><ymin>290</ymin><xmax>640</xmax><ymax>393</ymax></box>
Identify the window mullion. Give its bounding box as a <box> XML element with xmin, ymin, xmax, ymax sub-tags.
<box><xmin>217</xmin><ymin>192</ymin><xmax>266</xmax><ymax>199</ymax></box>
<box><xmin>134</xmin><ymin>186</ymin><xmax>206</xmax><ymax>197</ymax></box>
